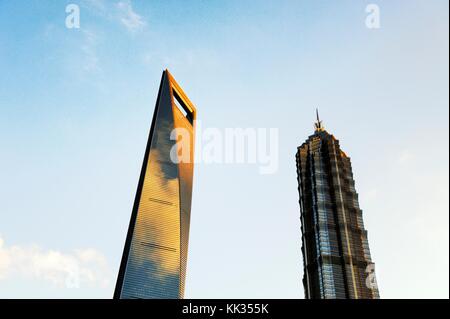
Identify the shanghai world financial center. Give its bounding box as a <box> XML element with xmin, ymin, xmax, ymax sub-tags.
<box><xmin>115</xmin><ymin>70</ymin><xmax>196</xmax><ymax>299</ymax></box>
<box><xmin>115</xmin><ymin>71</ymin><xmax>378</xmax><ymax>299</ymax></box>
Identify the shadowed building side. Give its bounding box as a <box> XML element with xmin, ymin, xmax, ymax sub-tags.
<box><xmin>296</xmin><ymin>111</ymin><xmax>379</xmax><ymax>299</ymax></box>
<box><xmin>114</xmin><ymin>70</ymin><xmax>196</xmax><ymax>299</ymax></box>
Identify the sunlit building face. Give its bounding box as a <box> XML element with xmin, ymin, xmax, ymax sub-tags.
<box><xmin>114</xmin><ymin>70</ymin><xmax>196</xmax><ymax>299</ymax></box>
<box><xmin>296</xmin><ymin>114</ymin><xmax>379</xmax><ymax>299</ymax></box>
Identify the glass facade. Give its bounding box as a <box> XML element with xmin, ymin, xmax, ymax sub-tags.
<box><xmin>114</xmin><ymin>70</ymin><xmax>196</xmax><ymax>299</ymax></box>
<box><xmin>296</xmin><ymin>118</ymin><xmax>379</xmax><ymax>299</ymax></box>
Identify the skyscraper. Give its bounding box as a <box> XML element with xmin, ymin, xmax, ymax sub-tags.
<box><xmin>114</xmin><ymin>70</ymin><xmax>196</xmax><ymax>299</ymax></box>
<box><xmin>296</xmin><ymin>111</ymin><xmax>379</xmax><ymax>299</ymax></box>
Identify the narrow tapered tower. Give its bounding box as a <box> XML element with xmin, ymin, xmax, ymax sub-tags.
<box><xmin>114</xmin><ymin>70</ymin><xmax>196</xmax><ymax>299</ymax></box>
<box><xmin>296</xmin><ymin>111</ymin><xmax>379</xmax><ymax>299</ymax></box>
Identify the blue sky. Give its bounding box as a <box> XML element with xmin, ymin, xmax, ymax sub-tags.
<box><xmin>0</xmin><ymin>0</ymin><xmax>448</xmax><ymax>298</ymax></box>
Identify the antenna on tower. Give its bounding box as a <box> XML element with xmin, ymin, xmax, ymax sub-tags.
<box><xmin>314</xmin><ymin>108</ymin><xmax>324</xmax><ymax>132</ymax></box>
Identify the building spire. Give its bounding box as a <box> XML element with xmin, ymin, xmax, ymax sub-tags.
<box><xmin>314</xmin><ymin>108</ymin><xmax>324</xmax><ymax>132</ymax></box>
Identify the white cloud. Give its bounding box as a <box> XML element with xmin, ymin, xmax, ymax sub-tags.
<box><xmin>80</xmin><ymin>29</ymin><xmax>100</xmax><ymax>73</ymax></box>
<box><xmin>116</xmin><ymin>0</ymin><xmax>146</xmax><ymax>32</ymax></box>
<box><xmin>0</xmin><ymin>235</ymin><xmax>112</xmax><ymax>288</ymax></box>
<box><xmin>84</xmin><ymin>0</ymin><xmax>107</xmax><ymax>14</ymax></box>
<box><xmin>82</xmin><ymin>0</ymin><xmax>147</xmax><ymax>33</ymax></box>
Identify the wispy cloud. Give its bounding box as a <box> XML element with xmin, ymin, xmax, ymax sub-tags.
<box><xmin>84</xmin><ymin>0</ymin><xmax>107</xmax><ymax>14</ymax></box>
<box><xmin>116</xmin><ymin>0</ymin><xmax>146</xmax><ymax>32</ymax></box>
<box><xmin>82</xmin><ymin>0</ymin><xmax>147</xmax><ymax>33</ymax></box>
<box><xmin>0</xmin><ymin>235</ymin><xmax>112</xmax><ymax>288</ymax></box>
<box><xmin>80</xmin><ymin>29</ymin><xmax>101</xmax><ymax>74</ymax></box>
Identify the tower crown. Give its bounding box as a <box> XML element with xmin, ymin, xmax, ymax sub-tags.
<box><xmin>314</xmin><ymin>108</ymin><xmax>325</xmax><ymax>132</ymax></box>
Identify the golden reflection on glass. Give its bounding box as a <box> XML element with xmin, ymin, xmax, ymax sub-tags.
<box><xmin>117</xmin><ymin>70</ymin><xmax>196</xmax><ymax>299</ymax></box>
